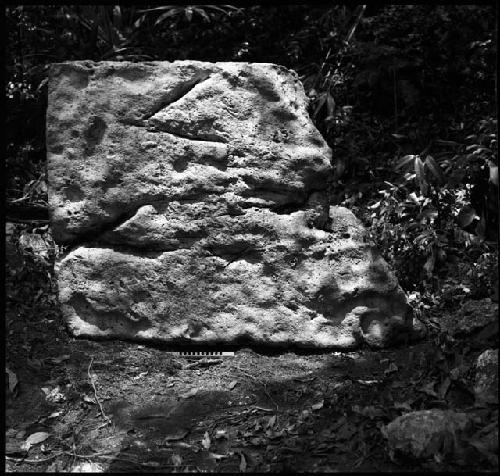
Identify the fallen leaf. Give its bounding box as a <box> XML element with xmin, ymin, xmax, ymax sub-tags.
<box><xmin>171</xmin><ymin>453</ymin><xmax>183</xmax><ymax>466</ymax></box>
<box><xmin>438</xmin><ymin>377</ymin><xmax>451</xmax><ymax>399</ymax></box>
<box><xmin>41</xmin><ymin>386</ymin><xmax>66</xmax><ymax>403</ymax></box>
<box><xmin>253</xmin><ymin>405</ymin><xmax>274</xmax><ymax>412</ymax></box>
<box><xmin>239</xmin><ymin>452</ymin><xmax>247</xmax><ymax>472</ymax></box>
<box><xmin>215</xmin><ymin>429</ymin><xmax>228</xmax><ymax>439</ymax></box>
<box><xmin>434</xmin><ymin>452</ymin><xmax>444</xmax><ymax>463</ymax></box>
<box><xmin>418</xmin><ymin>381</ymin><xmax>439</xmax><ymax>397</ymax></box>
<box><xmin>27</xmin><ymin>431</ymin><xmax>50</xmax><ymax>445</ymax></box>
<box><xmin>181</xmin><ymin>388</ymin><xmax>199</xmax><ymax>399</ymax></box>
<box><xmin>394</xmin><ymin>401</ymin><xmax>412</xmax><ymax>412</ymax></box>
<box><xmin>22</xmin><ymin>431</ymin><xmax>50</xmax><ymax>451</ymax></box>
<box><xmin>132</xmin><ymin>371</ymin><xmax>148</xmax><ymax>380</ymax></box>
<box><xmin>172</xmin><ymin>442</ymin><xmax>193</xmax><ymax>449</ymax></box>
<box><xmin>202</xmin><ymin>431</ymin><xmax>211</xmax><ymax>450</ymax></box>
<box><xmin>88</xmin><ymin>372</ymin><xmax>97</xmax><ymax>385</ymax></box>
<box><xmin>163</xmin><ymin>429</ymin><xmax>189</xmax><ymax>442</ymax></box>
<box><xmin>266</xmin><ymin>414</ymin><xmax>277</xmax><ymax>428</ymax></box>
<box><xmin>209</xmin><ymin>452</ymin><xmax>228</xmax><ymax>461</ymax></box>
<box><xmin>6</xmin><ymin>367</ymin><xmax>18</xmax><ymax>393</ymax></box>
<box><xmin>50</xmin><ymin>355</ymin><xmax>70</xmax><ymax>364</ymax></box>
<box><xmin>312</xmin><ymin>400</ymin><xmax>324</xmax><ymax>411</ymax></box>
<box><xmin>228</xmin><ymin>380</ymin><xmax>239</xmax><ymax>390</ymax></box>
<box><xmin>286</xmin><ymin>423</ymin><xmax>298</xmax><ymax>435</ymax></box>
<box><xmin>357</xmin><ymin>379</ymin><xmax>380</xmax><ymax>385</ymax></box>
<box><xmin>384</xmin><ymin>363</ymin><xmax>399</xmax><ymax>375</ymax></box>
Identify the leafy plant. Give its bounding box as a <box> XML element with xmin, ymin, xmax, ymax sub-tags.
<box><xmin>367</xmin><ymin>117</ymin><xmax>497</xmax><ymax>295</ymax></box>
<box><xmin>139</xmin><ymin>5</ymin><xmax>241</xmax><ymax>26</ymax></box>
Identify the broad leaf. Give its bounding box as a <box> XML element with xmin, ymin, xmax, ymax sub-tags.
<box><xmin>488</xmin><ymin>161</ymin><xmax>498</xmax><ymax>185</ymax></box>
<box><xmin>395</xmin><ymin>154</ymin><xmax>416</xmax><ymax>170</ymax></box>
<box><xmin>475</xmin><ymin>215</ymin><xmax>486</xmax><ymax>239</ymax></box>
<box><xmin>424</xmin><ymin>155</ymin><xmax>444</xmax><ymax>182</ymax></box>
<box><xmin>313</xmin><ymin>93</ymin><xmax>326</xmax><ymax>118</ymax></box>
<box><xmin>6</xmin><ymin>367</ymin><xmax>18</xmax><ymax>393</ymax></box>
<box><xmin>435</xmin><ymin>139</ymin><xmax>460</xmax><ymax>146</ymax></box>
<box><xmin>457</xmin><ymin>205</ymin><xmax>477</xmax><ymax>228</ymax></box>
<box><xmin>155</xmin><ymin>8</ymin><xmax>182</xmax><ymax>26</ymax></box>
<box><xmin>326</xmin><ymin>92</ymin><xmax>335</xmax><ymax>117</ymax></box>
<box><xmin>414</xmin><ymin>155</ymin><xmax>425</xmax><ymax>181</ymax></box>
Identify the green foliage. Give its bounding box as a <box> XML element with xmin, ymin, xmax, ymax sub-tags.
<box><xmin>310</xmin><ymin>5</ymin><xmax>498</xmax><ymax>299</ymax></box>
<box><xmin>366</xmin><ymin>116</ymin><xmax>497</xmax><ymax>295</ymax></box>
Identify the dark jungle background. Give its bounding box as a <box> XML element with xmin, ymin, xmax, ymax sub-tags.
<box><xmin>4</xmin><ymin>4</ymin><xmax>498</xmax><ymax>473</ymax></box>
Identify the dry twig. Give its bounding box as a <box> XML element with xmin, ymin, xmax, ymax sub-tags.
<box><xmin>88</xmin><ymin>357</ymin><xmax>112</xmax><ymax>425</ymax></box>
<box><xmin>233</xmin><ymin>365</ymin><xmax>279</xmax><ymax>411</ymax></box>
<box><xmin>5</xmin><ymin>450</ymin><xmax>116</xmax><ymax>465</ymax></box>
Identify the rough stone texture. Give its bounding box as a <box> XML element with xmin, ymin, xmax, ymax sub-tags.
<box><xmin>47</xmin><ymin>61</ymin><xmax>412</xmax><ymax>348</ymax></box>
<box><xmin>473</xmin><ymin>349</ymin><xmax>498</xmax><ymax>404</ymax></box>
<box><xmin>382</xmin><ymin>410</ymin><xmax>470</xmax><ymax>460</ymax></box>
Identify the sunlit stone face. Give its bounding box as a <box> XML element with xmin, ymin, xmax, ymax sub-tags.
<box><xmin>48</xmin><ymin>60</ymin><xmax>411</xmax><ymax>349</ymax></box>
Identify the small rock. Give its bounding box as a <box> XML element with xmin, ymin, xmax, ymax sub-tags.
<box><xmin>382</xmin><ymin>409</ymin><xmax>470</xmax><ymax>460</ymax></box>
<box><xmin>473</xmin><ymin>349</ymin><xmax>498</xmax><ymax>404</ymax></box>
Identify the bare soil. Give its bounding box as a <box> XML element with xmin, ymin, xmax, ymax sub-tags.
<box><xmin>5</xmin><ymin>231</ymin><xmax>498</xmax><ymax>473</ymax></box>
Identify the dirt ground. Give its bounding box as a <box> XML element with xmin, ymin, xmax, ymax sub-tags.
<box><xmin>5</xmin><ymin>229</ymin><xmax>499</xmax><ymax>473</ymax></box>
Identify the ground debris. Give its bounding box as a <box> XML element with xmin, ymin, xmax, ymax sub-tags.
<box><xmin>5</xmin><ymin>230</ymin><xmax>499</xmax><ymax>473</ymax></box>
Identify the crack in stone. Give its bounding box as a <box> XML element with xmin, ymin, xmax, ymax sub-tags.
<box><xmin>141</xmin><ymin>70</ymin><xmax>212</xmax><ymax>120</ymax></box>
<box><xmin>120</xmin><ymin>119</ymin><xmax>227</xmax><ymax>145</ymax></box>
<box><xmin>62</xmin><ymin>185</ymin><xmax>329</xmax><ymax>258</ymax></box>
<box><xmin>62</xmin><ymin>199</ymin><xmax>169</xmax><ymax>253</ymax></box>
<box><xmin>207</xmin><ymin>246</ymin><xmax>264</xmax><ymax>268</ymax></box>
<box><xmin>149</xmin><ymin>127</ymin><xmax>227</xmax><ymax>144</ymax></box>
<box><xmin>117</xmin><ymin>71</ymin><xmax>232</xmax><ymax>145</ymax></box>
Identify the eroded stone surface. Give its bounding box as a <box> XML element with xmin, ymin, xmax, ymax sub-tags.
<box><xmin>382</xmin><ymin>409</ymin><xmax>470</xmax><ymax>460</ymax></box>
<box><xmin>48</xmin><ymin>61</ymin><xmax>411</xmax><ymax>348</ymax></box>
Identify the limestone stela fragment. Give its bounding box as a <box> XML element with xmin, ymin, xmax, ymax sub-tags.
<box><xmin>47</xmin><ymin>60</ymin><xmax>412</xmax><ymax>348</ymax></box>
